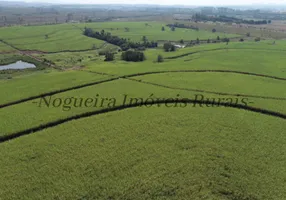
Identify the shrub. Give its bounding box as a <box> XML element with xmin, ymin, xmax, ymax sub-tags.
<box><xmin>121</xmin><ymin>50</ymin><xmax>145</xmax><ymax>62</ymax></box>
<box><xmin>255</xmin><ymin>37</ymin><xmax>261</xmax><ymax>42</ymax></box>
<box><xmin>239</xmin><ymin>38</ymin><xmax>244</xmax><ymax>42</ymax></box>
<box><xmin>163</xmin><ymin>42</ymin><xmax>176</xmax><ymax>52</ymax></box>
<box><xmin>104</xmin><ymin>52</ymin><xmax>114</xmax><ymax>61</ymax></box>
<box><xmin>157</xmin><ymin>55</ymin><xmax>164</xmax><ymax>62</ymax></box>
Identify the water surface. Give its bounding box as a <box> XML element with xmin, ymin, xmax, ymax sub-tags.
<box><xmin>0</xmin><ymin>60</ymin><xmax>36</xmax><ymax>70</ymax></box>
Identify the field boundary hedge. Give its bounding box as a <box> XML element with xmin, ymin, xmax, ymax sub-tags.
<box><xmin>1</xmin><ymin>69</ymin><xmax>285</xmax><ymax>109</ymax></box>
<box><xmin>1</xmin><ymin>99</ymin><xmax>285</xmax><ymax>143</ymax></box>
<box><xmin>126</xmin><ymin>78</ymin><xmax>286</xmax><ymax>101</ymax></box>
<box><xmin>165</xmin><ymin>47</ymin><xmax>286</xmax><ymax>59</ymax></box>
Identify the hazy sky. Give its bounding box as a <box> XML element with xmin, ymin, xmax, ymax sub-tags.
<box><xmin>22</xmin><ymin>0</ymin><xmax>286</xmax><ymax>5</ymax></box>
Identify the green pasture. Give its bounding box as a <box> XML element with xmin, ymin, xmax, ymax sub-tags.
<box><xmin>1</xmin><ymin>76</ymin><xmax>285</xmax><ymax>138</ymax></box>
<box><xmin>0</xmin><ymin>42</ymin><xmax>15</xmax><ymax>52</ymax></box>
<box><xmin>0</xmin><ymin>24</ymin><xmax>105</xmax><ymax>52</ymax></box>
<box><xmin>0</xmin><ymin>70</ymin><xmax>109</xmax><ymax>104</ymax></box>
<box><xmin>1</xmin><ymin>106</ymin><xmax>285</xmax><ymax>200</ymax></box>
<box><xmin>78</xmin><ymin>21</ymin><xmax>240</xmax><ymax>42</ymax></box>
<box><xmin>0</xmin><ymin>22</ymin><xmax>285</xmax><ymax>200</ymax></box>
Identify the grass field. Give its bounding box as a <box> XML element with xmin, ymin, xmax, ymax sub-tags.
<box><xmin>77</xmin><ymin>21</ymin><xmax>240</xmax><ymax>42</ymax></box>
<box><xmin>0</xmin><ymin>24</ymin><xmax>105</xmax><ymax>52</ymax></box>
<box><xmin>0</xmin><ymin>20</ymin><xmax>286</xmax><ymax>200</ymax></box>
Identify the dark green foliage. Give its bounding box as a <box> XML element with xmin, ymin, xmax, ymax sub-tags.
<box><xmin>180</xmin><ymin>39</ymin><xmax>184</xmax><ymax>44</ymax></box>
<box><xmin>104</xmin><ymin>52</ymin><xmax>114</xmax><ymax>61</ymax></box>
<box><xmin>196</xmin><ymin>38</ymin><xmax>200</xmax><ymax>44</ymax></box>
<box><xmin>83</xmin><ymin>27</ymin><xmax>158</xmax><ymax>51</ymax></box>
<box><xmin>163</xmin><ymin>42</ymin><xmax>176</xmax><ymax>52</ymax></box>
<box><xmin>217</xmin><ymin>36</ymin><xmax>220</xmax><ymax>40</ymax></box>
<box><xmin>207</xmin><ymin>39</ymin><xmax>211</xmax><ymax>43</ymax></box>
<box><xmin>121</xmin><ymin>50</ymin><xmax>145</xmax><ymax>62</ymax></box>
<box><xmin>171</xmin><ymin>26</ymin><xmax>175</xmax><ymax>31</ymax></box>
<box><xmin>161</xmin><ymin>26</ymin><xmax>165</xmax><ymax>31</ymax></box>
<box><xmin>166</xmin><ymin>23</ymin><xmax>199</xmax><ymax>31</ymax></box>
<box><xmin>255</xmin><ymin>37</ymin><xmax>261</xmax><ymax>42</ymax></box>
<box><xmin>192</xmin><ymin>13</ymin><xmax>268</xmax><ymax>24</ymax></box>
<box><xmin>212</xmin><ymin>28</ymin><xmax>216</xmax><ymax>33</ymax></box>
<box><xmin>142</xmin><ymin>36</ymin><xmax>147</xmax><ymax>43</ymax></box>
<box><xmin>157</xmin><ymin>54</ymin><xmax>164</xmax><ymax>62</ymax></box>
<box><xmin>222</xmin><ymin>38</ymin><xmax>230</xmax><ymax>43</ymax></box>
<box><xmin>239</xmin><ymin>38</ymin><xmax>244</xmax><ymax>42</ymax></box>
<box><xmin>246</xmin><ymin>32</ymin><xmax>251</xmax><ymax>37</ymax></box>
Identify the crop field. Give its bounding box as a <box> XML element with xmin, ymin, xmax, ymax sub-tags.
<box><xmin>0</xmin><ymin>24</ymin><xmax>106</xmax><ymax>52</ymax></box>
<box><xmin>77</xmin><ymin>21</ymin><xmax>240</xmax><ymax>41</ymax></box>
<box><xmin>0</xmin><ymin>19</ymin><xmax>286</xmax><ymax>200</ymax></box>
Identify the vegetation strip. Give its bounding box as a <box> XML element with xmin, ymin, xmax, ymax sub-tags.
<box><xmin>1</xmin><ymin>69</ymin><xmax>285</xmax><ymax>109</ymax></box>
<box><xmin>1</xmin><ymin>99</ymin><xmax>285</xmax><ymax>143</ymax></box>
<box><xmin>127</xmin><ymin>78</ymin><xmax>286</xmax><ymax>101</ymax></box>
<box><xmin>165</xmin><ymin>48</ymin><xmax>286</xmax><ymax>59</ymax></box>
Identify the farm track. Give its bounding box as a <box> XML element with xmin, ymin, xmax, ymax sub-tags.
<box><xmin>165</xmin><ymin>47</ymin><xmax>286</xmax><ymax>59</ymax></box>
<box><xmin>0</xmin><ymin>39</ymin><xmax>46</xmax><ymax>63</ymax></box>
<box><xmin>1</xmin><ymin>99</ymin><xmax>285</xmax><ymax>143</ymax></box>
<box><xmin>1</xmin><ymin>69</ymin><xmax>285</xmax><ymax>109</ymax></box>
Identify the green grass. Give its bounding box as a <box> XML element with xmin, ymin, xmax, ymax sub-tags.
<box><xmin>0</xmin><ymin>24</ymin><xmax>105</xmax><ymax>52</ymax></box>
<box><xmin>0</xmin><ymin>26</ymin><xmax>285</xmax><ymax>200</ymax></box>
<box><xmin>0</xmin><ymin>42</ymin><xmax>15</xmax><ymax>52</ymax></box>
<box><xmin>37</xmin><ymin>44</ymin><xmax>118</xmax><ymax>68</ymax></box>
<box><xmin>0</xmin><ymin>106</ymin><xmax>285</xmax><ymax>200</ymax></box>
<box><xmin>1</xmin><ymin>77</ymin><xmax>285</xmax><ymax>138</ymax></box>
<box><xmin>78</xmin><ymin>21</ymin><xmax>240</xmax><ymax>42</ymax></box>
<box><xmin>0</xmin><ymin>70</ymin><xmax>109</xmax><ymax>104</ymax></box>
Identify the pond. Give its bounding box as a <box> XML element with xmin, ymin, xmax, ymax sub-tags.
<box><xmin>0</xmin><ymin>60</ymin><xmax>36</xmax><ymax>70</ymax></box>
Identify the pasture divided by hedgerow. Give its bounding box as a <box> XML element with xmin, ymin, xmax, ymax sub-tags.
<box><xmin>0</xmin><ymin>70</ymin><xmax>110</xmax><ymax>104</ymax></box>
<box><xmin>1</xmin><ymin>106</ymin><xmax>286</xmax><ymax>200</ymax></box>
<box><xmin>0</xmin><ymin>24</ymin><xmax>105</xmax><ymax>52</ymax></box>
<box><xmin>77</xmin><ymin>21</ymin><xmax>240</xmax><ymax>42</ymax></box>
<box><xmin>0</xmin><ymin>20</ymin><xmax>286</xmax><ymax>200</ymax></box>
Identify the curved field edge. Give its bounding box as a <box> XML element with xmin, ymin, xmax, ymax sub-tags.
<box><xmin>1</xmin><ymin>107</ymin><xmax>285</xmax><ymax>200</ymax></box>
<box><xmin>1</xmin><ymin>69</ymin><xmax>285</xmax><ymax>109</ymax></box>
<box><xmin>1</xmin><ymin>99</ymin><xmax>285</xmax><ymax>143</ymax></box>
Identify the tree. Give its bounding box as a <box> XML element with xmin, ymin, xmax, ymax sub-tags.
<box><xmin>104</xmin><ymin>52</ymin><xmax>115</xmax><ymax>61</ymax></box>
<box><xmin>217</xmin><ymin>36</ymin><xmax>220</xmax><ymax>40</ymax></box>
<box><xmin>255</xmin><ymin>37</ymin><xmax>261</xmax><ymax>42</ymax></box>
<box><xmin>121</xmin><ymin>50</ymin><xmax>145</xmax><ymax>62</ymax></box>
<box><xmin>45</xmin><ymin>34</ymin><xmax>49</xmax><ymax>39</ymax></box>
<box><xmin>157</xmin><ymin>55</ymin><xmax>164</xmax><ymax>62</ymax></box>
<box><xmin>142</xmin><ymin>36</ymin><xmax>147</xmax><ymax>43</ymax></box>
<box><xmin>161</xmin><ymin>26</ymin><xmax>165</xmax><ymax>31</ymax></box>
<box><xmin>196</xmin><ymin>38</ymin><xmax>200</xmax><ymax>44</ymax></box>
<box><xmin>55</xmin><ymin>17</ymin><xmax>58</xmax><ymax>24</ymax></box>
<box><xmin>246</xmin><ymin>32</ymin><xmax>251</xmax><ymax>37</ymax></box>
<box><xmin>239</xmin><ymin>38</ymin><xmax>244</xmax><ymax>42</ymax></box>
<box><xmin>171</xmin><ymin>26</ymin><xmax>175</xmax><ymax>31</ymax></box>
<box><xmin>66</xmin><ymin>13</ymin><xmax>73</xmax><ymax>22</ymax></box>
<box><xmin>268</xmin><ymin>20</ymin><xmax>272</xmax><ymax>24</ymax></box>
<box><xmin>163</xmin><ymin>42</ymin><xmax>176</xmax><ymax>52</ymax></box>
<box><xmin>212</xmin><ymin>28</ymin><xmax>217</xmax><ymax>33</ymax></box>
<box><xmin>180</xmin><ymin>39</ymin><xmax>184</xmax><ymax>44</ymax></box>
<box><xmin>207</xmin><ymin>39</ymin><xmax>210</xmax><ymax>43</ymax></box>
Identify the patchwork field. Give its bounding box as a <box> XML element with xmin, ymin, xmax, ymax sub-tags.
<box><xmin>0</xmin><ymin>20</ymin><xmax>285</xmax><ymax>200</ymax></box>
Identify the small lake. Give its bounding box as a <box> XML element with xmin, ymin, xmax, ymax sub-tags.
<box><xmin>0</xmin><ymin>60</ymin><xmax>36</xmax><ymax>70</ymax></box>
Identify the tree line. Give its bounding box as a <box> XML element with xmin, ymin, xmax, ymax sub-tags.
<box><xmin>192</xmin><ymin>13</ymin><xmax>270</xmax><ymax>25</ymax></box>
<box><xmin>166</xmin><ymin>23</ymin><xmax>199</xmax><ymax>31</ymax></box>
<box><xmin>83</xmin><ymin>27</ymin><xmax>158</xmax><ymax>51</ymax></box>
